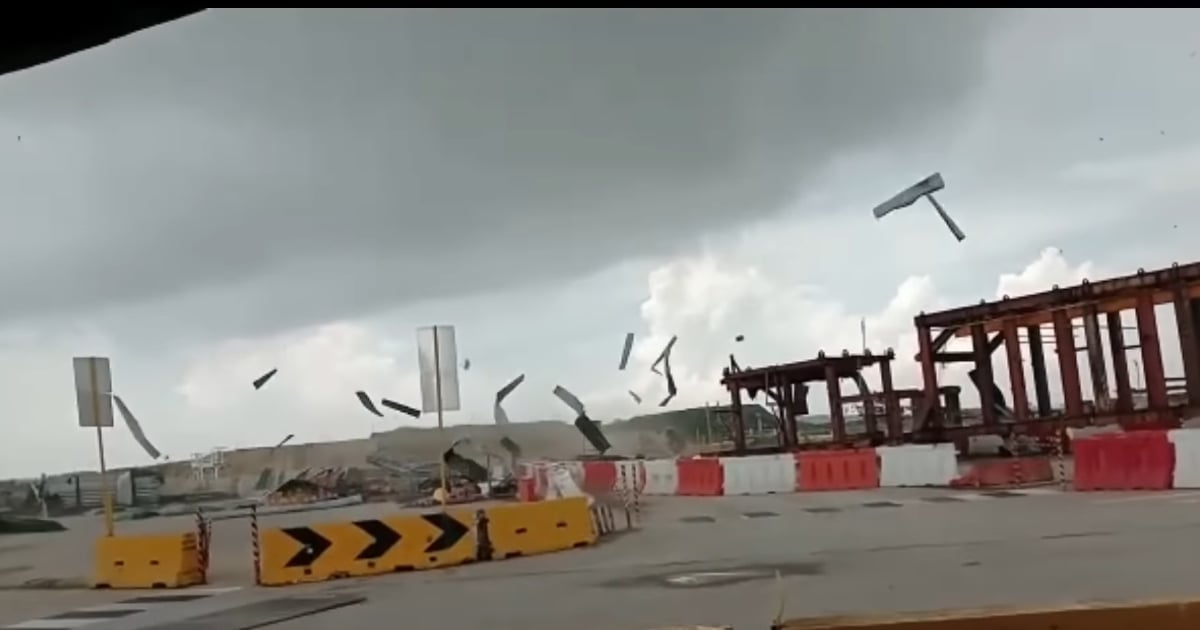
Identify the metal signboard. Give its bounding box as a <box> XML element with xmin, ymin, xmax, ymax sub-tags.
<box><xmin>73</xmin><ymin>356</ymin><xmax>114</xmax><ymax>428</ymax></box>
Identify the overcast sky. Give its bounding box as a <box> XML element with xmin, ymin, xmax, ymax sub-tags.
<box><xmin>1</xmin><ymin>8</ymin><xmax>1198</xmax><ymax>477</ymax></box>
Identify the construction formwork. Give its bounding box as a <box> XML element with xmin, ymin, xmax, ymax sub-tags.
<box><xmin>720</xmin><ymin>350</ymin><xmax>914</xmax><ymax>454</ymax></box>
<box><xmin>913</xmin><ymin>261</ymin><xmax>1200</xmax><ymax>441</ymax></box>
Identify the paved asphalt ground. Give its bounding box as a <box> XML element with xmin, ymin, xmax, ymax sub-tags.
<box><xmin>4</xmin><ymin>488</ymin><xmax>1200</xmax><ymax>629</ymax></box>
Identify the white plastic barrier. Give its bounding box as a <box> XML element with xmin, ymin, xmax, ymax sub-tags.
<box><xmin>720</xmin><ymin>455</ymin><xmax>795</xmax><ymax>495</ymax></box>
<box><xmin>878</xmin><ymin>444</ymin><xmax>957</xmax><ymax>487</ymax></box>
<box><xmin>642</xmin><ymin>459</ymin><xmax>679</xmax><ymax>495</ymax></box>
<box><xmin>1169</xmin><ymin>428</ymin><xmax>1200</xmax><ymax>488</ymax></box>
<box><xmin>546</xmin><ymin>462</ymin><xmax>588</xmax><ymax>499</ymax></box>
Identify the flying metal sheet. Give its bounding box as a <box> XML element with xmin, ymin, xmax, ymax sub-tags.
<box><xmin>355</xmin><ymin>391</ymin><xmax>384</xmax><ymax>417</ymax></box>
<box><xmin>552</xmin><ymin>385</ymin><xmax>587</xmax><ymax>417</ymax></box>
<box><xmin>252</xmin><ymin>368</ymin><xmax>278</xmax><ymax>390</ymax></box>
<box><xmin>619</xmin><ymin>332</ymin><xmax>635</xmax><ymax>370</ymax></box>
<box><xmin>493</xmin><ymin>374</ymin><xmax>525</xmax><ymax>425</ymax></box>
<box><xmin>111</xmin><ymin>394</ymin><xmax>161</xmax><ymax>459</ymax></box>
<box><xmin>650</xmin><ymin>335</ymin><xmax>677</xmax><ymax>376</ymax></box>
<box><xmin>380</xmin><ymin>398</ymin><xmax>421</xmax><ymax>418</ymax></box>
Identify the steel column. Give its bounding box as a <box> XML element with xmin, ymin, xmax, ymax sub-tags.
<box><xmin>1107</xmin><ymin>311</ymin><xmax>1133</xmax><ymax>413</ymax></box>
<box><xmin>879</xmin><ymin>358</ymin><xmax>902</xmax><ymax>442</ymax></box>
<box><xmin>971</xmin><ymin>323</ymin><xmax>997</xmax><ymax>427</ymax></box>
<box><xmin>1082</xmin><ymin>306</ymin><xmax>1111</xmax><ymax>412</ymax></box>
<box><xmin>1026</xmin><ymin>325</ymin><xmax>1053</xmax><ymax>417</ymax></box>
<box><xmin>1002</xmin><ymin>321</ymin><xmax>1028</xmax><ymax>421</ymax></box>
<box><xmin>1052</xmin><ymin>310</ymin><xmax>1084</xmax><ymax>417</ymax></box>
<box><xmin>1173</xmin><ymin>287</ymin><xmax>1200</xmax><ymax>405</ymax></box>
<box><xmin>1135</xmin><ymin>292</ymin><xmax>1169</xmax><ymax>410</ymax></box>
<box><xmin>825</xmin><ymin>364</ymin><xmax>846</xmax><ymax>443</ymax></box>
<box><xmin>729</xmin><ymin>384</ymin><xmax>746</xmax><ymax>454</ymax></box>
<box><xmin>916</xmin><ymin>325</ymin><xmax>941</xmax><ymax>429</ymax></box>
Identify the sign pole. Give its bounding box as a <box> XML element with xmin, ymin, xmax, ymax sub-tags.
<box><xmin>89</xmin><ymin>360</ymin><xmax>114</xmax><ymax>537</ymax></box>
<box><xmin>434</xmin><ymin>330</ymin><xmax>448</xmax><ymax>508</ymax></box>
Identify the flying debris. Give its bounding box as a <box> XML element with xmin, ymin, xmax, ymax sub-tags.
<box><xmin>252</xmin><ymin>368</ymin><xmax>278</xmax><ymax>390</ymax></box>
<box><xmin>274</xmin><ymin>434</ymin><xmax>294</xmax><ymax>448</ymax></box>
<box><xmin>735</xmin><ymin>334</ymin><xmax>745</xmax><ymax>343</ymax></box>
<box><xmin>574</xmin><ymin>413</ymin><xmax>612</xmax><ymax>454</ymax></box>
<box><xmin>111</xmin><ymin>394</ymin><xmax>161</xmax><ymax>459</ymax></box>
<box><xmin>380</xmin><ymin>398</ymin><xmax>421</xmax><ymax>419</ymax></box>
<box><xmin>872</xmin><ymin>172</ymin><xmax>966</xmax><ymax>242</ymax></box>
<box><xmin>649</xmin><ymin>335</ymin><xmax>678</xmax><ymax>406</ymax></box>
<box><xmin>355</xmin><ymin>391</ymin><xmax>384</xmax><ymax>417</ymax></box>
<box><xmin>628</xmin><ymin>390</ymin><xmax>642</xmax><ymax>404</ymax></box>
<box><xmin>650</xmin><ymin>335</ymin><xmax>677</xmax><ymax>376</ymax></box>
<box><xmin>493</xmin><ymin>373</ymin><xmax>525</xmax><ymax>425</ymax></box>
<box><xmin>463</xmin><ymin>358</ymin><xmax>471</xmax><ymax>371</ymax></box>
<box><xmin>658</xmin><ymin>354</ymin><xmax>677</xmax><ymax>407</ymax></box>
<box><xmin>499</xmin><ymin>436</ymin><xmax>522</xmax><ymax>459</ymax></box>
<box><xmin>552</xmin><ymin>385</ymin><xmax>587</xmax><ymax>417</ymax></box>
<box><xmin>618</xmin><ymin>332</ymin><xmax>635</xmax><ymax>370</ymax></box>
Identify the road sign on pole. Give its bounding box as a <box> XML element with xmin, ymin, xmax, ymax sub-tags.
<box><xmin>417</xmin><ymin>325</ymin><xmax>461</xmax><ymax>508</ymax></box>
<box><xmin>417</xmin><ymin>326</ymin><xmax>461</xmax><ymax>414</ymax></box>
<box><xmin>72</xmin><ymin>357</ymin><xmax>116</xmax><ymax>536</ymax></box>
<box><xmin>73</xmin><ymin>357</ymin><xmax>113</xmax><ymax>428</ymax></box>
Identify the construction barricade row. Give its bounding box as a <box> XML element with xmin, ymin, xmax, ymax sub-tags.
<box><xmin>256</xmin><ymin>497</ymin><xmax>597</xmax><ymax>586</ymax></box>
<box><xmin>516</xmin><ymin>429</ymin><xmax>1200</xmax><ymax>501</ymax></box>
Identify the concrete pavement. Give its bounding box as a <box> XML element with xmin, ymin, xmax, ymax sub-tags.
<box><xmin>4</xmin><ymin>488</ymin><xmax>1200</xmax><ymax>628</ymax></box>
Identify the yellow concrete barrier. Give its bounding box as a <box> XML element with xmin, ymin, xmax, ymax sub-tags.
<box><xmin>258</xmin><ymin>509</ymin><xmax>476</xmax><ymax>586</ymax></box>
<box><xmin>485</xmin><ymin>497</ymin><xmax>596</xmax><ymax>559</ymax></box>
<box><xmin>774</xmin><ymin>597</ymin><xmax>1200</xmax><ymax>629</ymax></box>
<box><xmin>93</xmin><ymin>532</ymin><xmax>204</xmax><ymax>589</ymax></box>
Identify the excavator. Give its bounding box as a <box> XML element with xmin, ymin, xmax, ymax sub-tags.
<box><xmin>5</xmin><ymin>8</ymin><xmax>1199</xmax><ymax>630</ymax></box>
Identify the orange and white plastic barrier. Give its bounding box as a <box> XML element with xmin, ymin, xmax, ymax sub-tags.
<box><xmin>877</xmin><ymin>444</ymin><xmax>958</xmax><ymax>487</ymax></box>
<box><xmin>720</xmin><ymin>454</ymin><xmax>795</xmax><ymax>495</ymax></box>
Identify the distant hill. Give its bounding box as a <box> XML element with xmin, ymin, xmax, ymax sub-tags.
<box><xmin>607</xmin><ymin>404</ymin><xmax>776</xmax><ymax>439</ymax></box>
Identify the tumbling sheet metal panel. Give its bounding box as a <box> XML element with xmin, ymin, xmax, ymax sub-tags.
<box><xmin>1169</xmin><ymin>428</ymin><xmax>1200</xmax><ymax>488</ymax></box>
<box><xmin>877</xmin><ymin>444</ymin><xmax>958</xmax><ymax>487</ymax></box>
<box><xmin>720</xmin><ymin>455</ymin><xmax>795</xmax><ymax>495</ymax></box>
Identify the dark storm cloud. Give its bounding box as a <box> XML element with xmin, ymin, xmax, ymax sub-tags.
<box><xmin>0</xmin><ymin>9</ymin><xmax>1005</xmax><ymax>334</ymax></box>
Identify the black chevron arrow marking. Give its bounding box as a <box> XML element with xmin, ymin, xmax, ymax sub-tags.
<box><xmin>282</xmin><ymin>526</ymin><xmax>332</xmax><ymax>568</ymax></box>
<box><xmin>422</xmin><ymin>512</ymin><xmax>469</xmax><ymax>553</ymax></box>
<box><xmin>353</xmin><ymin>519</ymin><xmax>402</xmax><ymax>560</ymax></box>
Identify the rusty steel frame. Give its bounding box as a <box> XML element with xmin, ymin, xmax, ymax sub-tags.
<box><xmin>721</xmin><ymin>350</ymin><xmax>903</xmax><ymax>454</ymax></box>
<box><xmin>913</xmin><ymin>261</ymin><xmax>1200</xmax><ymax>441</ymax></box>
